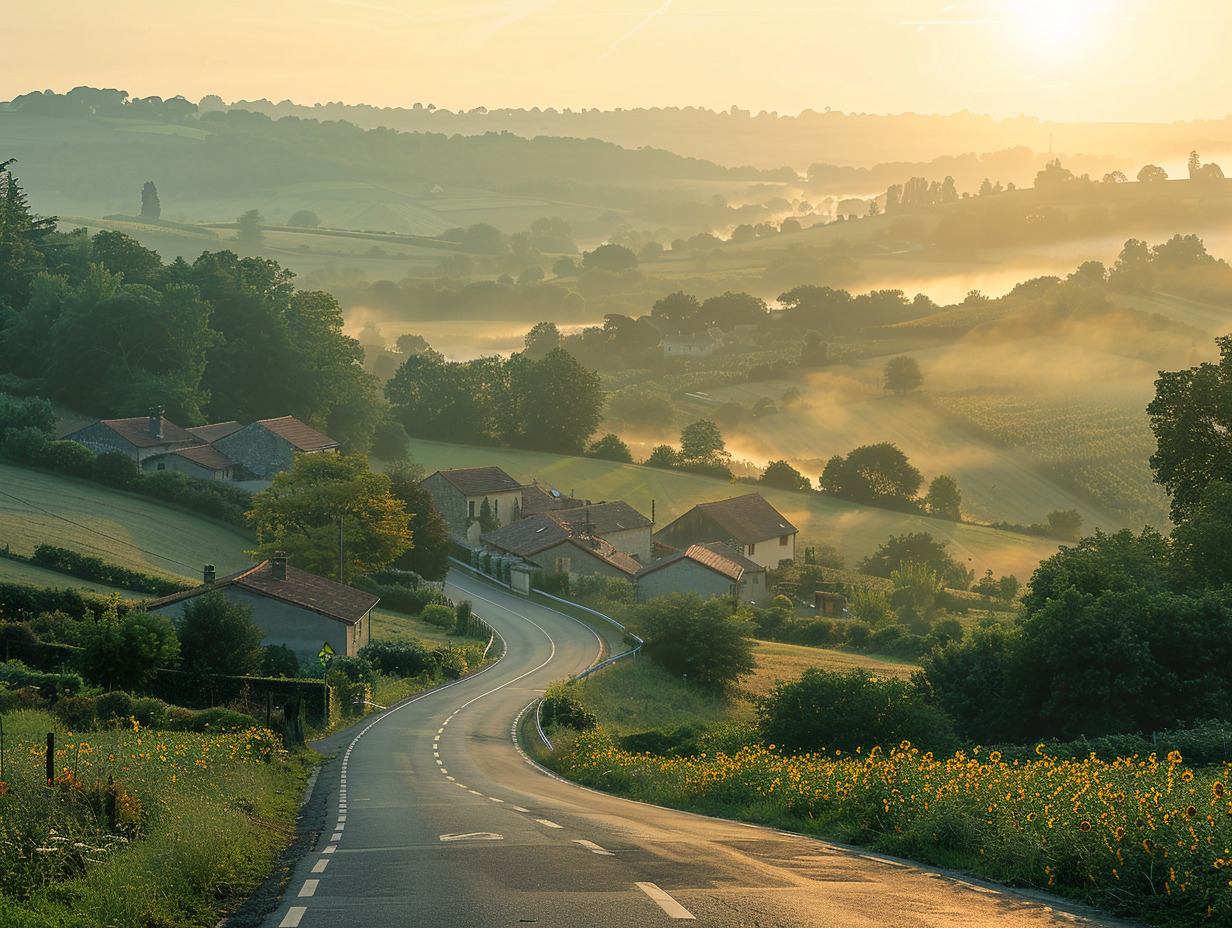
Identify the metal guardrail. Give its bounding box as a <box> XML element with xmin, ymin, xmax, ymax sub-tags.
<box><xmin>531</xmin><ymin>588</ymin><xmax>643</xmax><ymax>681</ymax></box>
<box><xmin>535</xmin><ymin>698</ymin><xmax>553</xmax><ymax>752</ymax></box>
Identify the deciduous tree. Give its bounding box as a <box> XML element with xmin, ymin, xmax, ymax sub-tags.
<box><xmin>248</xmin><ymin>453</ymin><xmax>412</xmax><ymax>581</ymax></box>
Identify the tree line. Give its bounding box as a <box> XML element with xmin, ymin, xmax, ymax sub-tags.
<box><xmin>0</xmin><ymin>163</ymin><xmax>384</xmax><ymax>448</ymax></box>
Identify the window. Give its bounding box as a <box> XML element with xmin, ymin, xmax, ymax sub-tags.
<box><xmin>780</xmin><ymin>535</ymin><xmax>789</xmax><ymax>546</ymax></box>
<box><xmin>468</xmin><ymin>500</ymin><xmax>476</xmax><ymax>519</ymax></box>
<box><xmin>157</xmin><ymin>463</ymin><xmax>166</xmax><ymax>471</ymax></box>
<box><xmin>747</xmin><ymin>543</ymin><xmax>756</xmax><ymax>556</ymax></box>
<box><xmin>494</xmin><ymin>499</ymin><xmax>499</xmax><ymax>519</ymax></box>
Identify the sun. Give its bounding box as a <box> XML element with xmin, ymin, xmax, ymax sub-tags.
<box><xmin>1015</xmin><ymin>0</ymin><xmax>1092</xmax><ymax>48</ymax></box>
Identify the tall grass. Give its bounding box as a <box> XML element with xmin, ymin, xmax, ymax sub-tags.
<box><xmin>0</xmin><ymin>710</ymin><xmax>310</xmax><ymax>928</ymax></box>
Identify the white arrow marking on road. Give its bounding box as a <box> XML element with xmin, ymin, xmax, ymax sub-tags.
<box><xmin>440</xmin><ymin>832</ymin><xmax>504</xmax><ymax>842</ymax></box>
<box><xmin>636</xmin><ymin>882</ymin><xmax>695</xmax><ymax>919</ymax></box>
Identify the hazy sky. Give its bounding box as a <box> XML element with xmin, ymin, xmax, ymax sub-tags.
<box><xmin>9</xmin><ymin>0</ymin><xmax>1230</xmax><ymax>122</ymax></box>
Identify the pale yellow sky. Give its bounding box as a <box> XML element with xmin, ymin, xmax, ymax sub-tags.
<box><xmin>9</xmin><ymin>0</ymin><xmax>1229</xmax><ymax>122</ymax></box>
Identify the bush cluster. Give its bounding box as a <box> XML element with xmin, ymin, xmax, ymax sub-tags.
<box><xmin>25</xmin><ymin>544</ymin><xmax>189</xmax><ymax>595</ymax></box>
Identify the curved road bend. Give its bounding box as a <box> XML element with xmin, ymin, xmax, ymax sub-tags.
<box><xmin>264</xmin><ymin>570</ymin><xmax>1134</xmax><ymax>928</ymax></box>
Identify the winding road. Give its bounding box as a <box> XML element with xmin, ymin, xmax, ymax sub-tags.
<box><xmin>261</xmin><ymin>570</ymin><xmax>1133</xmax><ymax>928</ymax></box>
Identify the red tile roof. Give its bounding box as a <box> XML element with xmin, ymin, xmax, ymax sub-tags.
<box><xmin>637</xmin><ymin>542</ymin><xmax>764</xmax><ymax>583</ymax></box>
<box><xmin>171</xmin><ymin>444</ymin><xmax>236</xmax><ymax>471</ymax></box>
<box><xmin>143</xmin><ymin>560</ymin><xmax>378</xmax><ymax>625</ymax></box>
<box><xmin>255</xmin><ymin>417</ymin><xmax>338</xmax><ymax>452</ymax></box>
<box><xmin>95</xmin><ymin>416</ymin><xmax>200</xmax><ymax>448</ymax></box>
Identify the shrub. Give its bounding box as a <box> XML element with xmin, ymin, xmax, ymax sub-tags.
<box><xmin>758</xmin><ymin>667</ymin><xmax>958</xmax><ymax>755</ymax></box>
<box><xmin>359</xmin><ymin>640</ymin><xmax>437</xmax><ymax>678</ymax></box>
<box><xmin>541</xmin><ymin>687</ymin><xmax>597</xmax><ymax>731</ymax></box>
<box><xmin>92</xmin><ymin>450</ymin><xmax>139</xmax><ymax>488</ymax></box>
<box><xmin>260</xmin><ymin>644</ymin><xmax>300</xmax><ymax>678</ymax></box>
<box><xmin>130</xmin><ymin>696</ymin><xmax>169</xmax><ymax>728</ymax></box>
<box><xmin>37</xmin><ymin>439</ymin><xmax>96</xmax><ymax>478</ymax></box>
<box><xmin>421</xmin><ymin>603</ymin><xmax>456</xmax><ymax>628</ymax></box>
<box><xmin>178</xmin><ymin>707</ymin><xmax>261</xmax><ymax>731</ymax></box>
<box><xmin>138</xmin><ymin>470</ymin><xmax>250</xmax><ymax>527</ymax></box>
<box><xmin>1</xmin><ymin>424</ymin><xmax>50</xmax><ymax>463</ymax></box>
<box><xmin>95</xmin><ymin>690</ymin><xmax>134</xmax><ymax>724</ymax></box>
<box><xmin>636</xmin><ymin>593</ymin><xmax>756</xmax><ymax>692</ymax></box>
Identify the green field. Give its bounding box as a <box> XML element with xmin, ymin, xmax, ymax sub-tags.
<box><xmin>0</xmin><ymin>463</ymin><xmax>253</xmax><ymax>585</ymax></box>
<box><xmin>401</xmin><ymin>439</ymin><xmax>1065</xmax><ymax>580</ymax></box>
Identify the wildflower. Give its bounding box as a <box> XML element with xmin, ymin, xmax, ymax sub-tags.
<box><xmin>1181</xmin><ymin>770</ymin><xmax>1194</xmax><ymax>782</ymax></box>
<box><xmin>1214</xmin><ymin>782</ymin><xmax>1226</xmax><ymax>799</ymax></box>
<box><xmin>1167</xmin><ymin>750</ymin><xmax>1183</xmax><ymax>765</ymax></box>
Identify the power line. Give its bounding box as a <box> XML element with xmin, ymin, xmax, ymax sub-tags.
<box><xmin>0</xmin><ymin>487</ymin><xmax>201</xmax><ymax>575</ymax></box>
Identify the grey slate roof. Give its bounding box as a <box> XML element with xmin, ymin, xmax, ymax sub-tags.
<box><xmin>550</xmin><ymin>500</ymin><xmax>651</xmax><ymax>536</ymax></box>
<box><xmin>434</xmin><ymin>466</ymin><xmax>522</xmax><ymax>496</ymax></box>
<box><xmin>688</xmin><ymin>493</ymin><xmax>797</xmax><ymax>542</ymax></box>
<box><xmin>481</xmin><ymin>512</ymin><xmax>571</xmax><ymax>557</ymax></box>
<box><xmin>186</xmin><ymin>421</ymin><xmax>243</xmax><ymax>442</ymax></box>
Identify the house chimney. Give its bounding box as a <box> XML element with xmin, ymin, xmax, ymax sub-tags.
<box><xmin>203</xmin><ymin>565</ymin><xmax>216</xmax><ymax>585</ymax></box>
<box><xmin>272</xmin><ymin>554</ymin><xmax>287</xmax><ymax>580</ymax></box>
<box><xmin>148</xmin><ymin>405</ymin><xmax>165</xmax><ymax>439</ymax></box>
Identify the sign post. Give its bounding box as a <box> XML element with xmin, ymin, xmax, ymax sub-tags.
<box><xmin>318</xmin><ymin>642</ymin><xmax>336</xmax><ymax>723</ymax></box>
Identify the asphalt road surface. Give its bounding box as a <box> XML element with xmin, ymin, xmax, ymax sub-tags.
<box><xmin>261</xmin><ymin>570</ymin><xmax>1135</xmax><ymax>928</ymax></box>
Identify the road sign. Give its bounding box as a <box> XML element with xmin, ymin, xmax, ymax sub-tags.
<box><xmin>318</xmin><ymin>642</ymin><xmax>336</xmax><ymax>669</ymax></box>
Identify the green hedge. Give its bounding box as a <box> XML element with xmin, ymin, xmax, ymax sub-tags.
<box><xmin>149</xmin><ymin>668</ymin><xmax>334</xmax><ymax>721</ymax></box>
<box><xmin>0</xmin><ymin>580</ymin><xmax>109</xmax><ymax>621</ymax></box>
<box><xmin>25</xmin><ymin>544</ymin><xmax>190</xmax><ymax>596</ymax></box>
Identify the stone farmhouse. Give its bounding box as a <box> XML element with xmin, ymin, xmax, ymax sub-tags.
<box><xmin>479</xmin><ymin>512</ymin><xmax>642</xmax><ymax>580</ymax></box>
<box><xmin>422</xmin><ymin>466</ymin><xmax>525</xmax><ymax>542</ymax></box>
<box><xmin>211</xmin><ymin>416</ymin><xmax>338</xmax><ymax>480</ymax></box>
<box><xmin>63</xmin><ymin>408</ymin><xmax>336</xmax><ymax>483</ymax></box>
<box><xmin>63</xmin><ymin>407</ymin><xmax>201</xmax><ymax>468</ymax></box>
<box><xmin>144</xmin><ymin>557</ymin><xmax>378</xmax><ymax>666</ymax></box>
<box><xmin>636</xmin><ymin>542</ymin><xmax>767</xmax><ymax>604</ymax></box>
<box><xmin>653</xmin><ymin>492</ymin><xmax>798</xmax><ymax>569</ymax></box>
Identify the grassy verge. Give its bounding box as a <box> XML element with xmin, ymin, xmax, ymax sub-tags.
<box><xmin>0</xmin><ymin>709</ymin><xmax>313</xmax><ymax>928</ymax></box>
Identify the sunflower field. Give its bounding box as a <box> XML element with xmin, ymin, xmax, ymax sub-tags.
<box><xmin>550</xmin><ymin>731</ymin><xmax>1232</xmax><ymax>926</ymax></box>
<box><xmin>0</xmin><ymin>709</ymin><xmax>309</xmax><ymax>928</ymax></box>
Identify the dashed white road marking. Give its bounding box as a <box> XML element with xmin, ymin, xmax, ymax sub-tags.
<box><xmin>512</xmin><ymin>806</ymin><xmax>530</xmax><ymax>812</ymax></box>
<box><xmin>636</xmin><ymin>882</ymin><xmax>695</xmax><ymax>919</ymax></box>
<box><xmin>574</xmin><ymin>839</ymin><xmax>614</xmax><ymax>856</ymax></box>
<box><xmin>489</xmin><ymin>796</ymin><xmax>504</xmax><ymax>803</ymax></box>
<box><xmin>331</xmin><ymin>832</ymin><xmax>343</xmax><ymax>841</ymax></box>
<box><xmin>536</xmin><ymin>819</ymin><xmax>562</xmax><ymax>829</ymax></box>
<box><xmin>299</xmin><ymin>879</ymin><xmax>319</xmax><ymax>897</ymax></box>
<box><xmin>322</xmin><ymin>845</ymin><xmax>336</xmax><ymax>854</ymax></box>
<box><xmin>279</xmin><ymin>906</ymin><xmax>307</xmax><ymax>927</ymax></box>
<box><xmin>440</xmin><ymin>832</ymin><xmax>504</xmax><ymax>842</ymax></box>
<box><xmin>312</xmin><ymin>858</ymin><xmax>329</xmax><ymax>873</ymax></box>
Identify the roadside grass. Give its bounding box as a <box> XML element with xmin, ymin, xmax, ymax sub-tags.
<box><xmin>0</xmin><ymin>463</ymin><xmax>253</xmax><ymax>584</ymax></box>
<box><xmin>569</xmin><ymin>658</ymin><xmax>746</xmax><ymax>736</ymax></box>
<box><xmin>0</xmin><ymin>709</ymin><xmax>312</xmax><ymax>928</ymax></box>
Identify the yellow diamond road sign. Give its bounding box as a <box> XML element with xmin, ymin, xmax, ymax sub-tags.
<box><xmin>318</xmin><ymin>642</ymin><xmax>336</xmax><ymax>668</ymax></box>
